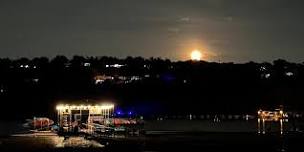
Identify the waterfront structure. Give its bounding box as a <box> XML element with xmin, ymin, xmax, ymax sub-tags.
<box><xmin>257</xmin><ymin>108</ymin><xmax>288</xmax><ymax>134</ymax></box>
<box><xmin>56</xmin><ymin>104</ymin><xmax>114</xmax><ymax>132</ymax></box>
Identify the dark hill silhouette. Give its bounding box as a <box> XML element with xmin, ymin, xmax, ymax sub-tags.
<box><xmin>0</xmin><ymin>56</ymin><xmax>303</xmax><ymax>120</ymax></box>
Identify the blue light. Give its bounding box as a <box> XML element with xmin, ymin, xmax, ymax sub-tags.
<box><xmin>128</xmin><ymin>111</ymin><xmax>132</xmax><ymax>115</ymax></box>
<box><xmin>116</xmin><ymin>109</ymin><xmax>123</xmax><ymax>115</ymax></box>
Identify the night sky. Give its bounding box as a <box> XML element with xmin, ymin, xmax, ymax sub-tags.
<box><xmin>1</xmin><ymin>0</ymin><xmax>304</xmax><ymax>62</ymax></box>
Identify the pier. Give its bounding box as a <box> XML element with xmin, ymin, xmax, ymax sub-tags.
<box><xmin>257</xmin><ymin>108</ymin><xmax>288</xmax><ymax>134</ymax></box>
<box><xmin>56</xmin><ymin>103</ymin><xmax>143</xmax><ymax>137</ymax></box>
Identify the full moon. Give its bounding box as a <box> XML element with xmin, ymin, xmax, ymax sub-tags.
<box><xmin>190</xmin><ymin>50</ymin><xmax>202</xmax><ymax>61</ymax></box>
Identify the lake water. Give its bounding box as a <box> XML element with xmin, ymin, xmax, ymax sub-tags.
<box><xmin>2</xmin><ymin>132</ymin><xmax>304</xmax><ymax>152</ymax></box>
<box><xmin>0</xmin><ymin>136</ymin><xmax>104</xmax><ymax>151</ymax></box>
<box><xmin>1</xmin><ymin>120</ymin><xmax>304</xmax><ymax>152</ymax></box>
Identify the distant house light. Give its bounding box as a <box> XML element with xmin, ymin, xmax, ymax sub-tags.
<box><xmin>94</xmin><ymin>75</ymin><xmax>114</xmax><ymax>84</ymax></box>
<box><xmin>84</xmin><ymin>63</ymin><xmax>91</xmax><ymax>67</ymax></box>
<box><xmin>130</xmin><ymin>76</ymin><xmax>141</xmax><ymax>81</ymax></box>
<box><xmin>20</xmin><ymin>64</ymin><xmax>30</xmax><ymax>69</ymax></box>
<box><xmin>144</xmin><ymin>74</ymin><xmax>150</xmax><ymax>78</ymax></box>
<box><xmin>265</xmin><ymin>73</ymin><xmax>271</xmax><ymax>79</ymax></box>
<box><xmin>65</xmin><ymin>63</ymin><xmax>71</xmax><ymax>68</ymax></box>
<box><xmin>144</xmin><ymin>64</ymin><xmax>150</xmax><ymax>69</ymax></box>
<box><xmin>113</xmin><ymin>64</ymin><xmax>121</xmax><ymax>68</ymax></box>
<box><xmin>286</xmin><ymin>72</ymin><xmax>294</xmax><ymax>76</ymax></box>
<box><xmin>112</xmin><ymin>64</ymin><xmax>125</xmax><ymax>68</ymax></box>
<box><xmin>95</xmin><ymin>79</ymin><xmax>104</xmax><ymax>84</ymax></box>
<box><xmin>118</xmin><ymin>76</ymin><xmax>127</xmax><ymax>80</ymax></box>
<box><xmin>106</xmin><ymin>64</ymin><xmax>125</xmax><ymax>68</ymax></box>
<box><xmin>260</xmin><ymin>66</ymin><xmax>267</xmax><ymax>71</ymax></box>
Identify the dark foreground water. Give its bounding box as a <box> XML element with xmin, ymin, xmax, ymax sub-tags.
<box><xmin>1</xmin><ymin>120</ymin><xmax>304</xmax><ymax>152</ymax></box>
<box><xmin>1</xmin><ymin>132</ymin><xmax>304</xmax><ymax>152</ymax></box>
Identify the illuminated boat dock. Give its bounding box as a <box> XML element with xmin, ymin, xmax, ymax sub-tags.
<box><xmin>257</xmin><ymin>108</ymin><xmax>288</xmax><ymax>135</ymax></box>
<box><xmin>55</xmin><ymin>103</ymin><xmax>143</xmax><ymax>137</ymax></box>
<box><xmin>56</xmin><ymin>104</ymin><xmax>115</xmax><ymax>133</ymax></box>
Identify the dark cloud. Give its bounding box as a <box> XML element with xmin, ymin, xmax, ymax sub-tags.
<box><xmin>0</xmin><ymin>0</ymin><xmax>304</xmax><ymax>62</ymax></box>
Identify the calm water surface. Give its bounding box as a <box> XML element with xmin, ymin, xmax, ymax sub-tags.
<box><xmin>1</xmin><ymin>121</ymin><xmax>304</xmax><ymax>152</ymax></box>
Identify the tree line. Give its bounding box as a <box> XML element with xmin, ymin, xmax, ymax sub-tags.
<box><xmin>0</xmin><ymin>56</ymin><xmax>303</xmax><ymax>120</ymax></box>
